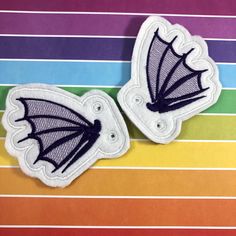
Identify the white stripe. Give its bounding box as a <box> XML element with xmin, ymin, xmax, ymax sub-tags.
<box><xmin>216</xmin><ymin>62</ymin><xmax>236</xmax><ymax>65</ymax></box>
<box><xmin>0</xmin><ymin>165</ymin><xmax>19</xmax><ymax>168</ymax></box>
<box><xmin>0</xmin><ymin>83</ymin><xmax>233</xmax><ymax>92</ymax></box>
<box><xmin>1</xmin><ymin>109</ymin><xmax>235</xmax><ymax>116</ymax></box>
<box><xmin>0</xmin><ymin>58</ymin><xmax>131</xmax><ymax>63</ymax></box>
<box><xmin>222</xmin><ymin>87</ymin><xmax>236</xmax><ymax>90</ymax></box>
<box><xmin>130</xmin><ymin>138</ymin><xmax>236</xmax><ymax>143</ymax></box>
<box><xmin>0</xmin><ymin>34</ymin><xmax>236</xmax><ymax>41</ymax></box>
<box><xmin>1</xmin><ymin>10</ymin><xmax>236</xmax><ymax>18</ymax></box>
<box><xmin>3</xmin><ymin>165</ymin><xmax>236</xmax><ymax>171</ymax></box>
<box><xmin>0</xmin><ymin>83</ymin><xmax>122</xmax><ymax>88</ymax></box>
<box><xmin>1</xmin><ymin>136</ymin><xmax>236</xmax><ymax>143</ymax></box>
<box><xmin>175</xmin><ymin>139</ymin><xmax>236</xmax><ymax>143</ymax></box>
<box><xmin>0</xmin><ymin>225</ymin><xmax>236</xmax><ymax>229</ymax></box>
<box><xmin>0</xmin><ymin>58</ymin><xmax>235</xmax><ymax>66</ymax></box>
<box><xmin>91</xmin><ymin>166</ymin><xmax>236</xmax><ymax>171</ymax></box>
<box><xmin>0</xmin><ymin>84</ymin><xmax>233</xmax><ymax>92</ymax></box>
<box><xmin>197</xmin><ymin>113</ymin><xmax>236</xmax><ymax>116</ymax></box>
<box><xmin>204</xmin><ymin>38</ymin><xmax>236</xmax><ymax>41</ymax></box>
<box><xmin>1</xmin><ymin>194</ymin><xmax>236</xmax><ymax>199</ymax></box>
<box><xmin>0</xmin><ymin>34</ymin><xmax>137</xmax><ymax>39</ymax></box>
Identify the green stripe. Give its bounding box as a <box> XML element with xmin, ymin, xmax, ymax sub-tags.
<box><xmin>206</xmin><ymin>90</ymin><xmax>236</xmax><ymax>114</ymax></box>
<box><xmin>0</xmin><ymin>86</ymin><xmax>119</xmax><ymax>110</ymax></box>
<box><xmin>179</xmin><ymin>115</ymin><xmax>236</xmax><ymax>140</ymax></box>
<box><xmin>1</xmin><ymin>111</ymin><xmax>236</xmax><ymax>140</ymax></box>
<box><xmin>127</xmin><ymin>115</ymin><xmax>236</xmax><ymax>140</ymax></box>
<box><xmin>0</xmin><ymin>86</ymin><xmax>235</xmax><ymax>113</ymax></box>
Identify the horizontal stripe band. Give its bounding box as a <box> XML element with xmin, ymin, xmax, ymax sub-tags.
<box><xmin>0</xmin><ymin>61</ymin><xmax>130</xmax><ymax>86</ymax></box>
<box><xmin>0</xmin><ymin>37</ymin><xmax>235</xmax><ymax>62</ymax></box>
<box><xmin>2</xmin><ymin>140</ymin><xmax>236</xmax><ymax>168</ymax></box>
<box><xmin>1</xmin><ymin>168</ymin><xmax>236</xmax><ymax>196</ymax></box>
<box><xmin>0</xmin><ymin>86</ymin><xmax>119</xmax><ymax>111</ymax></box>
<box><xmin>0</xmin><ymin>0</ymin><xmax>235</xmax><ymax>15</ymax></box>
<box><xmin>1</xmin><ymin>228</ymin><xmax>236</xmax><ymax>236</ymax></box>
<box><xmin>0</xmin><ymin>61</ymin><xmax>235</xmax><ymax>87</ymax></box>
<box><xmin>0</xmin><ymin>87</ymin><xmax>235</xmax><ymax>114</ymax></box>
<box><xmin>1</xmin><ymin>112</ymin><xmax>236</xmax><ymax>140</ymax></box>
<box><xmin>1</xmin><ymin>13</ymin><xmax>236</xmax><ymax>39</ymax></box>
<box><xmin>1</xmin><ymin>197</ymin><xmax>236</xmax><ymax>226</ymax></box>
<box><xmin>2</xmin><ymin>226</ymin><xmax>236</xmax><ymax>229</ymax></box>
<box><xmin>4</xmin><ymin>195</ymin><xmax>236</xmax><ymax>199</ymax></box>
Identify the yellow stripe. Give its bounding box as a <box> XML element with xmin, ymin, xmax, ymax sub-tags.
<box><xmin>1</xmin><ymin>139</ymin><xmax>236</xmax><ymax>168</ymax></box>
<box><xmin>2</xmin><ymin>168</ymin><xmax>236</xmax><ymax>196</ymax></box>
<box><xmin>0</xmin><ymin>139</ymin><xmax>18</xmax><ymax>166</ymax></box>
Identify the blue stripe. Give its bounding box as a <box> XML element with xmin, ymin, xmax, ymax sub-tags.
<box><xmin>0</xmin><ymin>61</ymin><xmax>130</xmax><ymax>87</ymax></box>
<box><xmin>219</xmin><ymin>64</ymin><xmax>236</xmax><ymax>88</ymax></box>
<box><xmin>0</xmin><ymin>61</ymin><xmax>234</xmax><ymax>88</ymax></box>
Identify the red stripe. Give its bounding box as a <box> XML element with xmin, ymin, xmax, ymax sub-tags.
<box><xmin>1</xmin><ymin>228</ymin><xmax>236</xmax><ymax>236</ymax></box>
<box><xmin>0</xmin><ymin>0</ymin><xmax>235</xmax><ymax>15</ymax></box>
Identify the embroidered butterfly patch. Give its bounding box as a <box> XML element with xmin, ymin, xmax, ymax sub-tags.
<box><xmin>118</xmin><ymin>16</ymin><xmax>221</xmax><ymax>144</ymax></box>
<box><xmin>2</xmin><ymin>84</ymin><xmax>130</xmax><ymax>187</ymax></box>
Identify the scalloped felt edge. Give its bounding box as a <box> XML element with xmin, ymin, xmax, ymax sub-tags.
<box><xmin>118</xmin><ymin>16</ymin><xmax>222</xmax><ymax>144</ymax></box>
<box><xmin>2</xmin><ymin>84</ymin><xmax>130</xmax><ymax>187</ymax></box>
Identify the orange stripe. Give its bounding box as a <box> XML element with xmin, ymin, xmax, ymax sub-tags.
<box><xmin>1</xmin><ymin>197</ymin><xmax>236</xmax><ymax>226</ymax></box>
<box><xmin>1</xmin><ymin>168</ymin><xmax>236</xmax><ymax>196</ymax></box>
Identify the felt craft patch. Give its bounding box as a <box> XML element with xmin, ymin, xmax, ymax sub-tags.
<box><xmin>118</xmin><ymin>16</ymin><xmax>222</xmax><ymax>144</ymax></box>
<box><xmin>2</xmin><ymin>84</ymin><xmax>130</xmax><ymax>187</ymax></box>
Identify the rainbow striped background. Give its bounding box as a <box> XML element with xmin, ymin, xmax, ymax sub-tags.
<box><xmin>0</xmin><ymin>0</ymin><xmax>236</xmax><ymax>235</ymax></box>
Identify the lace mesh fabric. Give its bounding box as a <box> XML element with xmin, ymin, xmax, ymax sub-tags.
<box><xmin>147</xmin><ymin>36</ymin><xmax>167</xmax><ymax>99</ymax></box>
<box><xmin>159</xmin><ymin>48</ymin><xmax>180</xmax><ymax>91</ymax></box>
<box><xmin>17</xmin><ymin>98</ymin><xmax>101</xmax><ymax>172</ymax></box>
<box><xmin>166</xmin><ymin>60</ymin><xmax>195</xmax><ymax>91</ymax></box>
<box><xmin>37</xmin><ymin>131</ymin><xmax>77</xmax><ymax>151</ymax></box>
<box><xmin>146</xmin><ymin>31</ymin><xmax>207</xmax><ymax>112</ymax></box>
<box><xmin>165</xmin><ymin>74</ymin><xmax>202</xmax><ymax>99</ymax></box>
<box><xmin>33</xmin><ymin>118</ymin><xmax>79</xmax><ymax>133</ymax></box>
<box><xmin>45</xmin><ymin>133</ymin><xmax>83</xmax><ymax>165</ymax></box>
<box><xmin>26</xmin><ymin>99</ymin><xmax>88</xmax><ymax>126</ymax></box>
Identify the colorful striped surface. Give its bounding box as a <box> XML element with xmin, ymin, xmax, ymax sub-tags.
<box><xmin>0</xmin><ymin>0</ymin><xmax>236</xmax><ymax>235</ymax></box>
<box><xmin>1</xmin><ymin>197</ymin><xmax>236</xmax><ymax>226</ymax></box>
<box><xmin>1</xmin><ymin>168</ymin><xmax>236</xmax><ymax>196</ymax></box>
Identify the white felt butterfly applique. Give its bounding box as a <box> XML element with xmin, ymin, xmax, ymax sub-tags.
<box><xmin>118</xmin><ymin>16</ymin><xmax>221</xmax><ymax>144</ymax></box>
<box><xmin>3</xmin><ymin>84</ymin><xmax>130</xmax><ymax>187</ymax></box>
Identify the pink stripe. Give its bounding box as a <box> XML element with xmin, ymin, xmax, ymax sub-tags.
<box><xmin>0</xmin><ymin>0</ymin><xmax>236</xmax><ymax>15</ymax></box>
<box><xmin>0</xmin><ymin>13</ymin><xmax>235</xmax><ymax>39</ymax></box>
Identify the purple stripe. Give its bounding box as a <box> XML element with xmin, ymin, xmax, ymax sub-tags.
<box><xmin>0</xmin><ymin>0</ymin><xmax>235</xmax><ymax>15</ymax></box>
<box><xmin>0</xmin><ymin>13</ymin><xmax>236</xmax><ymax>39</ymax></box>
<box><xmin>0</xmin><ymin>36</ymin><xmax>235</xmax><ymax>63</ymax></box>
<box><xmin>0</xmin><ymin>36</ymin><xmax>134</xmax><ymax>60</ymax></box>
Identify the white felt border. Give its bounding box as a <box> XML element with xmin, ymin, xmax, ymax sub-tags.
<box><xmin>2</xmin><ymin>84</ymin><xmax>130</xmax><ymax>187</ymax></box>
<box><xmin>118</xmin><ymin>16</ymin><xmax>222</xmax><ymax>144</ymax></box>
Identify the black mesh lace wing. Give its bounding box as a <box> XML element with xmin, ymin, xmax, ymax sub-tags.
<box><xmin>146</xmin><ymin>29</ymin><xmax>209</xmax><ymax>113</ymax></box>
<box><xmin>16</xmin><ymin>98</ymin><xmax>101</xmax><ymax>173</ymax></box>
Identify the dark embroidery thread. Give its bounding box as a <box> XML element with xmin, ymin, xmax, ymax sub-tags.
<box><xmin>146</xmin><ymin>29</ymin><xmax>209</xmax><ymax>113</ymax></box>
<box><xmin>15</xmin><ymin>98</ymin><xmax>101</xmax><ymax>173</ymax></box>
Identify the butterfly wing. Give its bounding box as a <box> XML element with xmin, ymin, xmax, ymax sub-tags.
<box><xmin>146</xmin><ymin>30</ymin><xmax>209</xmax><ymax>113</ymax></box>
<box><xmin>16</xmin><ymin>98</ymin><xmax>101</xmax><ymax>173</ymax></box>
